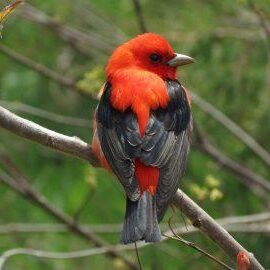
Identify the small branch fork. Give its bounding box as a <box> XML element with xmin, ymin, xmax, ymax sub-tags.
<box><xmin>0</xmin><ymin>154</ymin><xmax>138</xmax><ymax>270</ymax></box>
<box><xmin>0</xmin><ymin>105</ymin><xmax>265</xmax><ymax>270</ymax></box>
<box><xmin>191</xmin><ymin>92</ymin><xmax>270</xmax><ymax>168</ymax></box>
<box><xmin>193</xmin><ymin>124</ymin><xmax>270</xmax><ymax>206</ymax></box>
<box><xmin>163</xmin><ymin>232</ymin><xmax>233</xmax><ymax>270</ymax></box>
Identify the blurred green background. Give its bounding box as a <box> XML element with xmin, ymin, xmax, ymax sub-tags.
<box><xmin>0</xmin><ymin>0</ymin><xmax>269</xmax><ymax>269</ymax></box>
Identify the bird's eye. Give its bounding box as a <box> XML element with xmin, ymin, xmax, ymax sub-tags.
<box><xmin>149</xmin><ymin>53</ymin><xmax>161</xmax><ymax>63</ymax></box>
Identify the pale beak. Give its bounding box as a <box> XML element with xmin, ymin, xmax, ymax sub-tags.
<box><xmin>168</xmin><ymin>53</ymin><xmax>194</xmax><ymax>67</ymax></box>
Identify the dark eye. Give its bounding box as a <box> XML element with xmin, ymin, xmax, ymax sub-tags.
<box><xmin>149</xmin><ymin>53</ymin><xmax>161</xmax><ymax>63</ymax></box>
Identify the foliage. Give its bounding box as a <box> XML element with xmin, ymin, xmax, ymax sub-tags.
<box><xmin>0</xmin><ymin>1</ymin><xmax>23</xmax><ymax>36</ymax></box>
<box><xmin>0</xmin><ymin>0</ymin><xmax>269</xmax><ymax>269</ymax></box>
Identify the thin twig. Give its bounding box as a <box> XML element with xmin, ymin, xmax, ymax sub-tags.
<box><xmin>194</xmin><ymin>124</ymin><xmax>270</xmax><ymax>197</ymax></box>
<box><xmin>0</xmin><ymin>44</ymin><xmax>94</xmax><ymax>98</ymax></box>
<box><xmin>0</xmin><ymin>44</ymin><xmax>72</xmax><ymax>86</ymax></box>
<box><xmin>247</xmin><ymin>1</ymin><xmax>270</xmax><ymax>40</ymax></box>
<box><xmin>0</xmin><ymin>44</ymin><xmax>75</xmax><ymax>87</ymax></box>
<box><xmin>0</xmin><ymin>211</ymin><xmax>269</xmax><ymax>235</ymax></box>
<box><xmin>166</xmin><ymin>216</ymin><xmax>234</xmax><ymax>269</ymax></box>
<box><xmin>73</xmin><ymin>190</ymin><xmax>95</xmax><ymax>221</ymax></box>
<box><xmin>0</xmin><ymin>223</ymin><xmax>268</xmax><ymax>270</ymax></box>
<box><xmin>247</xmin><ymin>0</ymin><xmax>270</xmax><ymax>63</ymax></box>
<box><xmin>0</xmin><ymin>223</ymin><xmax>123</xmax><ymax>234</ymax></box>
<box><xmin>0</xmin><ymin>100</ymin><xmax>90</xmax><ymax>128</ymax></box>
<box><xmin>172</xmin><ymin>190</ymin><xmax>265</xmax><ymax>270</ymax></box>
<box><xmin>0</xmin><ymin>244</ymin><xmax>139</xmax><ymax>270</ymax></box>
<box><xmin>191</xmin><ymin>91</ymin><xmax>270</xmax><ymax>168</ymax></box>
<box><xmin>131</xmin><ymin>0</ymin><xmax>147</xmax><ymax>33</ymax></box>
<box><xmin>134</xmin><ymin>242</ymin><xmax>142</xmax><ymax>270</ymax></box>
<box><xmin>0</xmin><ymin>169</ymin><xmax>264</xmax><ymax>269</ymax></box>
<box><xmin>0</xmin><ymin>156</ymin><xmax>138</xmax><ymax>270</ymax></box>
<box><xmin>76</xmin><ymin>3</ymin><xmax>127</xmax><ymax>43</ymax></box>
<box><xmin>167</xmin><ymin>218</ymin><xmax>233</xmax><ymax>270</ymax></box>
<box><xmin>224</xmin><ymin>224</ymin><xmax>270</xmax><ymax>234</ymax></box>
<box><xmin>164</xmin><ymin>234</ymin><xmax>234</xmax><ymax>270</ymax></box>
<box><xmin>19</xmin><ymin>3</ymin><xmax>113</xmax><ymax>57</ymax></box>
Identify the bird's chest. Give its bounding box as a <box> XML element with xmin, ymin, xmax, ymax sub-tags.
<box><xmin>109</xmin><ymin>74</ymin><xmax>170</xmax><ymax>135</ymax></box>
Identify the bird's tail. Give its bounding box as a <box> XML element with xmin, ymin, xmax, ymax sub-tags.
<box><xmin>120</xmin><ymin>192</ymin><xmax>161</xmax><ymax>244</ymax></box>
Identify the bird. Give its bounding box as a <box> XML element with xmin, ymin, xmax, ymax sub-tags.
<box><xmin>92</xmin><ymin>33</ymin><xmax>194</xmax><ymax>244</ymax></box>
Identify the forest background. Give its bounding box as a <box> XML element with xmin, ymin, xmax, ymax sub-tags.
<box><xmin>0</xmin><ymin>0</ymin><xmax>269</xmax><ymax>269</ymax></box>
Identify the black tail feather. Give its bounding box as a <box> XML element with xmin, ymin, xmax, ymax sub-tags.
<box><xmin>121</xmin><ymin>192</ymin><xmax>161</xmax><ymax>244</ymax></box>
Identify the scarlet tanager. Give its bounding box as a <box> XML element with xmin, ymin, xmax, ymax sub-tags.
<box><xmin>92</xmin><ymin>33</ymin><xmax>193</xmax><ymax>244</ymax></box>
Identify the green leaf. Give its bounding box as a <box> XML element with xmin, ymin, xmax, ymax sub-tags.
<box><xmin>0</xmin><ymin>0</ymin><xmax>23</xmax><ymax>36</ymax></box>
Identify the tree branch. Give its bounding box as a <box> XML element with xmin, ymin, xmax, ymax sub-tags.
<box><xmin>194</xmin><ymin>124</ymin><xmax>270</xmax><ymax>199</ymax></box>
<box><xmin>2</xmin><ymin>99</ymin><xmax>268</xmax><ymax>203</ymax></box>
<box><xmin>0</xmin><ymin>160</ymin><xmax>138</xmax><ymax>270</ymax></box>
<box><xmin>2</xmin><ymin>40</ymin><xmax>270</xmax><ymax>173</ymax></box>
<box><xmin>247</xmin><ymin>1</ymin><xmax>270</xmax><ymax>41</ymax></box>
<box><xmin>3</xmin><ymin>156</ymin><xmax>267</xmax><ymax>269</ymax></box>
<box><xmin>0</xmin><ymin>105</ymin><xmax>265</xmax><ymax>269</ymax></box>
<box><xmin>191</xmin><ymin>91</ymin><xmax>270</xmax><ymax>168</ymax></box>
<box><xmin>0</xmin><ymin>44</ymin><xmax>76</xmax><ymax>87</ymax></box>
<box><xmin>19</xmin><ymin>3</ymin><xmax>112</xmax><ymax>57</ymax></box>
<box><xmin>0</xmin><ymin>212</ymin><xmax>269</xmax><ymax>235</ymax></box>
<box><xmin>172</xmin><ymin>191</ymin><xmax>265</xmax><ymax>270</ymax></box>
<box><xmin>76</xmin><ymin>3</ymin><xmax>127</xmax><ymax>44</ymax></box>
<box><xmin>0</xmin><ymin>106</ymin><xmax>96</xmax><ymax>165</ymax></box>
<box><xmin>0</xmin><ymin>43</ymin><xmax>97</xmax><ymax>99</ymax></box>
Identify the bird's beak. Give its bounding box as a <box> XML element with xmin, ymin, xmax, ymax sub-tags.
<box><xmin>168</xmin><ymin>53</ymin><xmax>194</xmax><ymax>67</ymax></box>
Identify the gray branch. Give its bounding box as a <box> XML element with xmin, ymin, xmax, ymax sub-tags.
<box><xmin>0</xmin><ymin>105</ymin><xmax>265</xmax><ymax>270</ymax></box>
<box><xmin>2</xmin><ymin>41</ymin><xmax>270</xmax><ymax>171</ymax></box>
<box><xmin>191</xmin><ymin>91</ymin><xmax>270</xmax><ymax>167</ymax></box>
<box><xmin>0</xmin><ymin>106</ymin><xmax>96</xmax><ymax>165</ymax></box>
<box><xmin>0</xmin><ymin>211</ymin><xmax>269</xmax><ymax>234</ymax></box>
<box><xmin>19</xmin><ymin>3</ymin><xmax>112</xmax><ymax>57</ymax></box>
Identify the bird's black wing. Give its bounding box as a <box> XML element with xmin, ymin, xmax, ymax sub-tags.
<box><xmin>139</xmin><ymin>80</ymin><xmax>192</xmax><ymax>221</ymax></box>
<box><xmin>96</xmin><ymin>83</ymin><xmax>141</xmax><ymax>201</ymax></box>
<box><xmin>96</xmin><ymin>81</ymin><xmax>192</xmax><ymax>213</ymax></box>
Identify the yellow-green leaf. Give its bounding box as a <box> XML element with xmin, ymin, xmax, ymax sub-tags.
<box><xmin>209</xmin><ymin>188</ymin><xmax>223</xmax><ymax>201</ymax></box>
<box><xmin>205</xmin><ymin>174</ymin><xmax>221</xmax><ymax>188</ymax></box>
<box><xmin>0</xmin><ymin>0</ymin><xmax>23</xmax><ymax>37</ymax></box>
<box><xmin>76</xmin><ymin>66</ymin><xmax>104</xmax><ymax>96</ymax></box>
<box><xmin>0</xmin><ymin>1</ymin><xmax>23</xmax><ymax>24</ymax></box>
<box><xmin>190</xmin><ymin>184</ymin><xmax>208</xmax><ymax>201</ymax></box>
<box><xmin>85</xmin><ymin>167</ymin><xmax>97</xmax><ymax>191</ymax></box>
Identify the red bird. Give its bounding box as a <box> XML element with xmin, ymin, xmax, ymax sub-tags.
<box><xmin>92</xmin><ymin>33</ymin><xmax>193</xmax><ymax>244</ymax></box>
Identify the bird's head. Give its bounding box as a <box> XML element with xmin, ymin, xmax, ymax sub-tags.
<box><xmin>106</xmin><ymin>33</ymin><xmax>194</xmax><ymax>80</ymax></box>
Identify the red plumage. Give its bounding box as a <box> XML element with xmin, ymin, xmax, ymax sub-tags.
<box><xmin>135</xmin><ymin>159</ymin><xmax>159</xmax><ymax>195</ymax></box>
<box><xmin>101</xmin><ymin>34</ymin><xmax>178</xmax><ymax>194</ymax></box>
